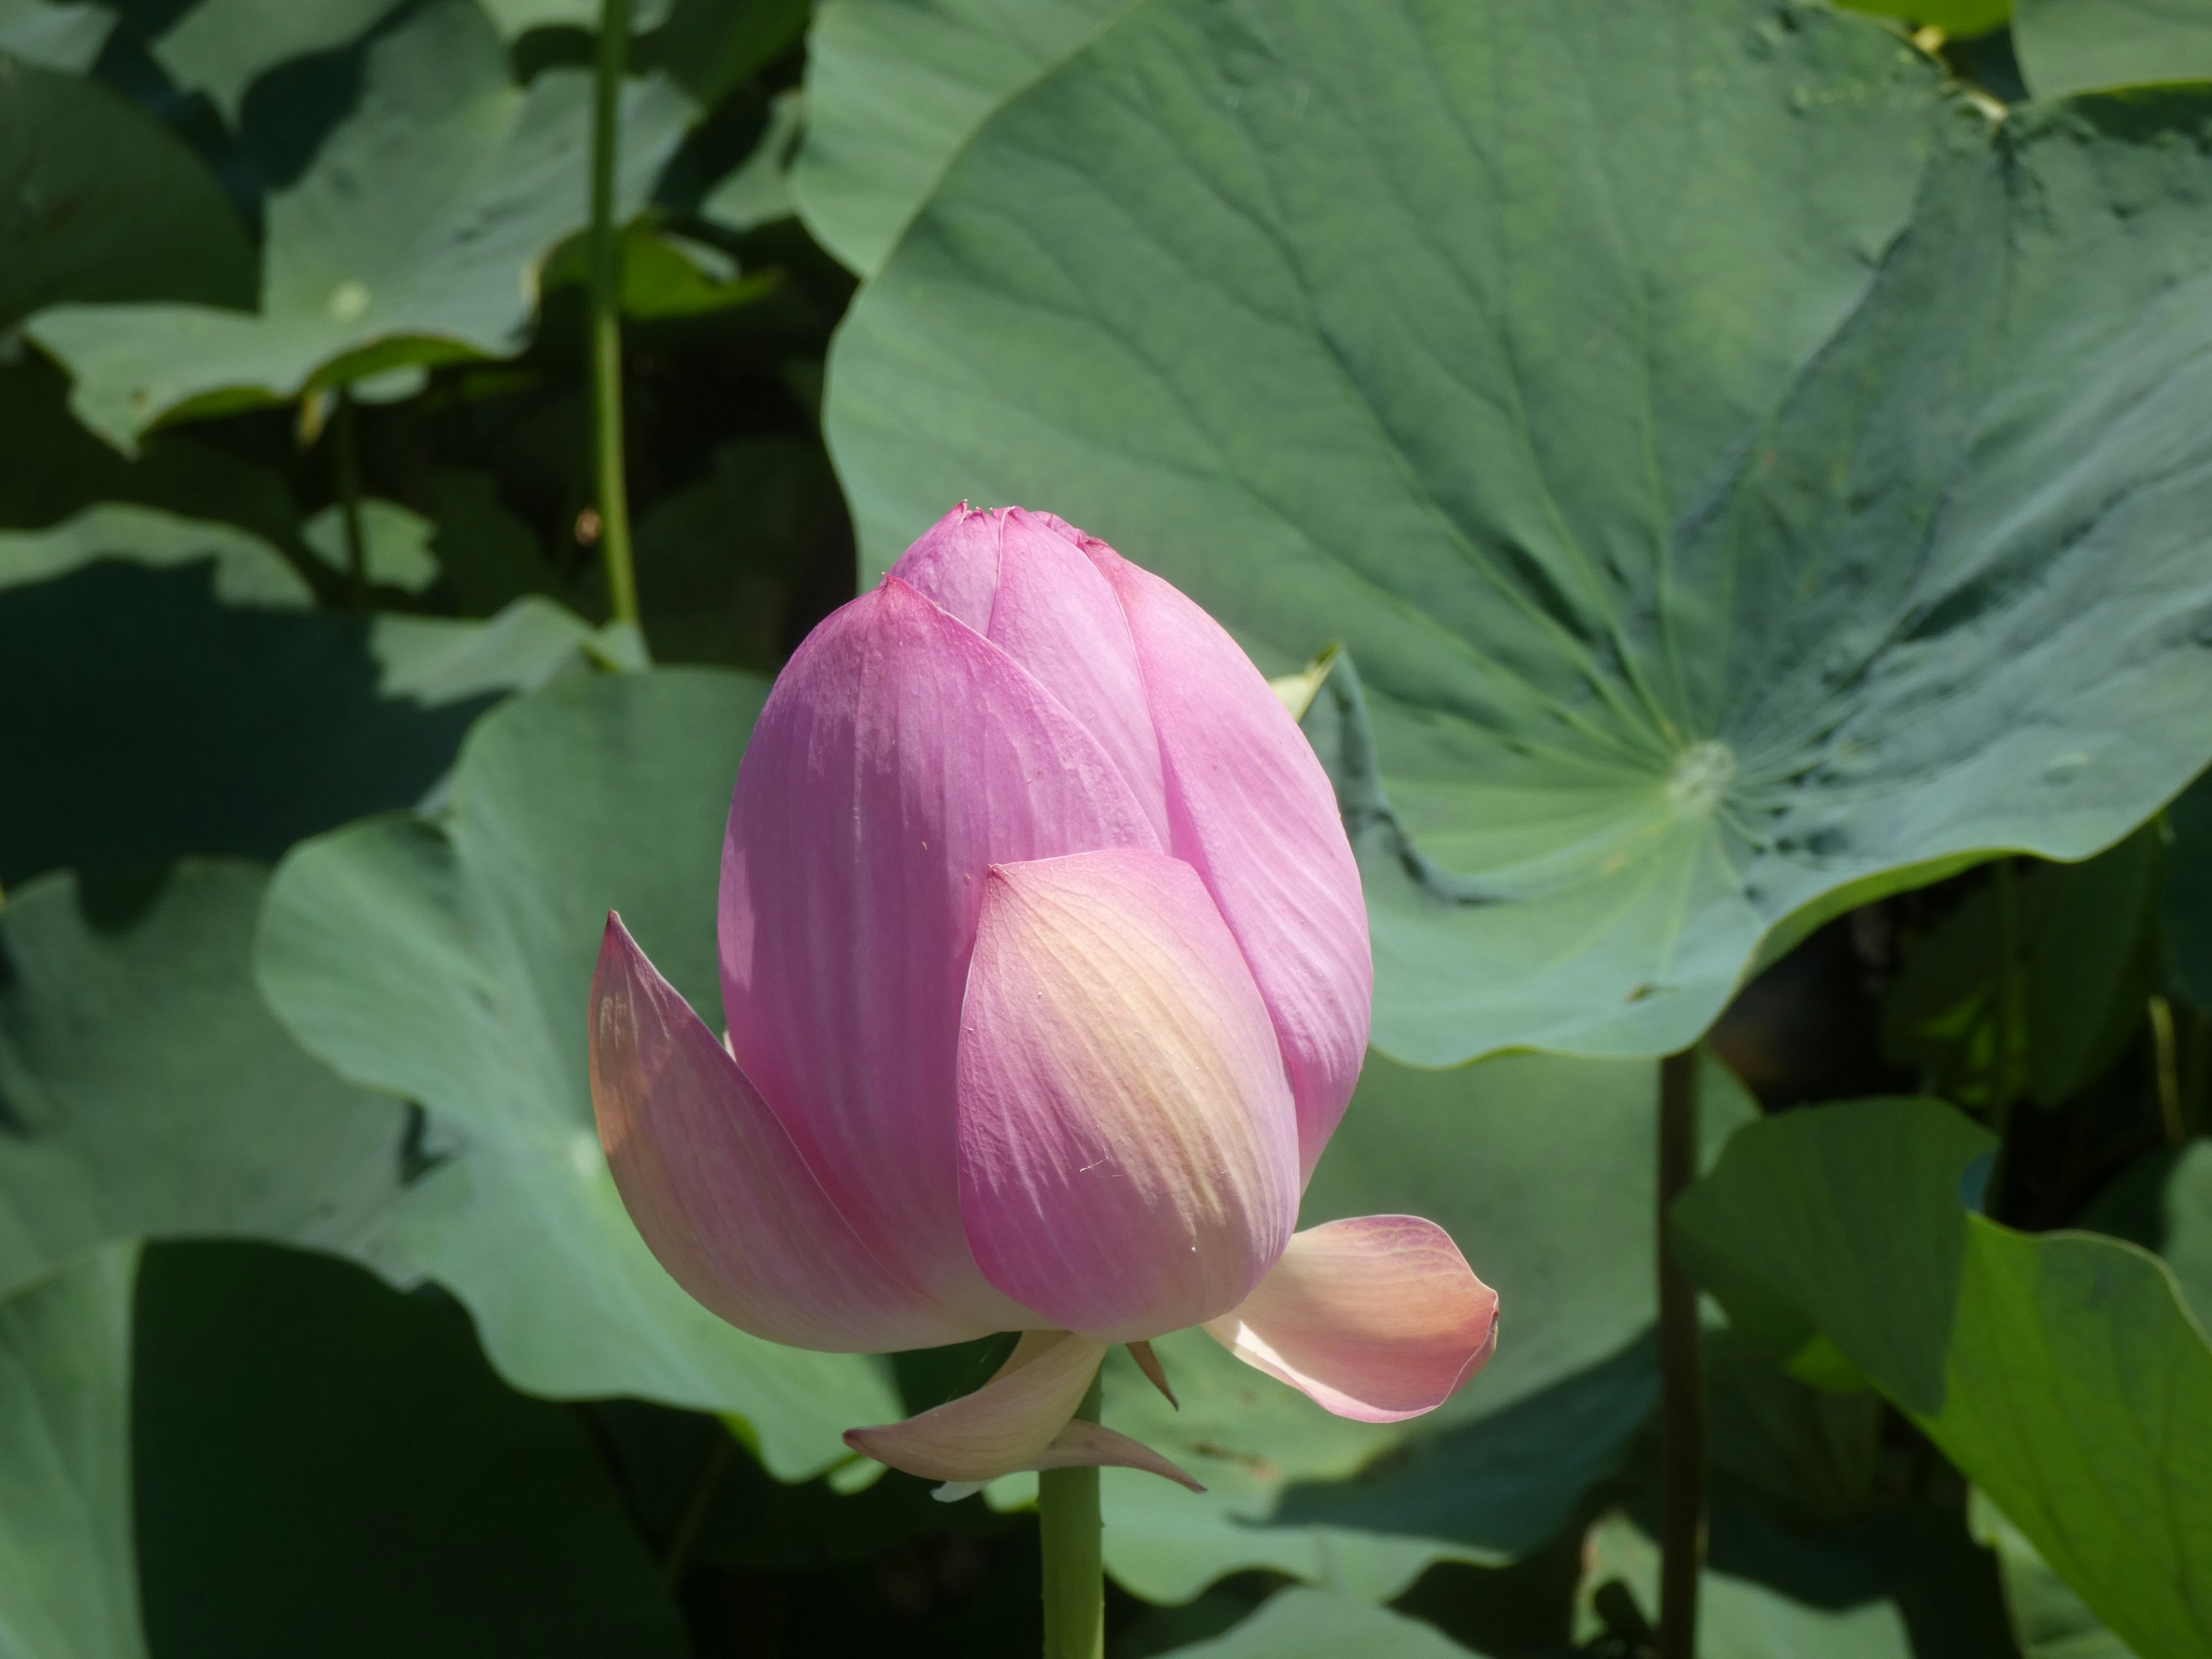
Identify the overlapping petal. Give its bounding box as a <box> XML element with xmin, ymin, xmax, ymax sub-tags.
<box><xmin>844</xmin><ymin>1330</ymin><xmax>1199</xmax><ymax>1490</ymax></box>
<box><xmin>720</xmin><ymin>577</ymin><xmax>1162</xmax><ymax>1330</ymax></box>
<box><xmin>893</xmin><ymin>506</ymin><xmax>1171</xmax><ymax>845</ymax></box>
<box><xmin>1202</xmin><ymin>1215</ymin><xmax>1499</xmax><ymax>1423</ymax></box>
<box><xmin>1084</xmin><ymin>540</ymin><xmax>1373</xmax><ymax>1179</ymax></box>
<box><xmin>956</xmin><ymin>849</ymin><xmax>1299</xmax><ymax>1343</ymax></box>
<box><xmin>588</xmin><ymin>915</ymin><xmax>966</xmax><ymax>1352</ymax></box>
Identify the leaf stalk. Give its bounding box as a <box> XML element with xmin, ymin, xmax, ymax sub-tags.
<box><xmin>589</xmin><ymin>0</ymin><xmax>641</xmax><ymax>631</ymax></box>
<box><xmin>1657</xmin><ymin>1046</ymin><xmax>1705</xmax><ymax>1659</ymax></box>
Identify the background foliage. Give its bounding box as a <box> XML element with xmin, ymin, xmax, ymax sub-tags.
<box><xmin>2</xmin><ymin>0</ymin><xmax>2210</xmax><ymax>1654</ymax></box>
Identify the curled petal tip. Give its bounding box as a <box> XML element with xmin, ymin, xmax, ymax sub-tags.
<box><xmin>1127</xmin><ymin>1340</ymin><xmax>1179</xmax><ymax>1410</ymax></box>
<box><xmin>1204</xmin><ymin>1215</ymin><xmax>1498</xmax><ymax>1424</ymax></box>
<box><xmin>1038</xmin><ymin>1419</ymin><xmax>1205</xmax><ymax>1493</ymax></box>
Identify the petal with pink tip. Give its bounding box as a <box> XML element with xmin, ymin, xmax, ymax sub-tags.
<box><xmin>956</xmin><ymin>849</ymin><xmax>1300</xmax><ymax>1343</ymax></box>
<box><xmin>721</xmin><ymin>578</ymin><xmax>1161</xmax><ymax>1332</ymax></box>
<box><xmin>842</xmin><ymin>1330</ymin><xmax>1101</xmax><ymax>1482</ymax></box>
<box><xmin>893</xmin><ymin>506</ymin><xmax>1169</xmax><ymax>844</ymax></box>
<box><xmin>1202</xmin><ymin>1216</ymin><xmax>1499</xmax><ymax>1423</ymax></box>
<box><xmin>1088</xmin><ymin>541</ymin><xmax>1373</xmax><ymax>1181</ymax></box>
<box><xmin>589</xmin><ymin>915</ymin><xmax>967</xmax><ymax>1352</ymax></box>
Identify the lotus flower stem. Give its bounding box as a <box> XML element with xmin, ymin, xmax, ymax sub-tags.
<box><xmin>1656</xmin><ymin>1047</ymin><xmax>1705</xmax><ymax>1659</ymax></box>
<box><xmin>588</xmin><ymin>0</ymin><xmax>640</xmax><ymax>630</ymax></box>
<box><xmin>1037</xmin><ymin>1365</ymin><xmax>1105</xmax><ymax>1659</ymax></box>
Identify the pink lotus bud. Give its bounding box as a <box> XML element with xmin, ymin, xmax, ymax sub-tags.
<box><xmin>590</xmin><ymin>506</ymin><xmax>1497</xmax><ymax>1489</ymax></box>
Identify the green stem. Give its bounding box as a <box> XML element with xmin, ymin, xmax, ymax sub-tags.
<box><xmin>2152</xmin><ymin>993</ymin><xmax>2186</xmax><ymax>1147</ymax></box>
<box><xmin>1038</xmin><ymin>1367</ymin><xmax>1104</xmax><ymax>1659</ymax></box>
<box><xmin>589</xmin><ymin>0</ymin><xmax>639</xmax><ymax>630</ymax></box>
<box><xmin>331</xmin><ymin>387</ymin><xmax>367</xmax><ymax>601</ymax></box>
<box><xmin>662</xmin><ymin>1427</ymin><xmax>734</xmax><ymax>1585</ymax></box>
<box><xmin>1657</xmin><ymin>1046</ymin><xmax>1705</xmax><ymax>1659</ymax></box>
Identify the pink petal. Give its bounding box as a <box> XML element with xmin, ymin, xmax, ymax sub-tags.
<box><xmin>956</xmin><ymin>849</ymin><xmax>1300</xmax><ymax>1343</ymax></box>
<box><xmin>721</xmin><ymin>578</ymin><xmax>1161</xmax><ymax>1331</ymax></box>
<box><xmin>1202</xmin><ymin>1216</ymin><xmax>1499</xmax><ymax>1423</ymax></box>
<box><xmin>1085</xmin><ymin>540</ymin><xmax>1373</xmax><ymax>1181</ymax></box>
<box><xmin>589</xmin><ymin>915</ymin><xmax>968</xmax><ymax>1352</ymax></box>
<box><xmin>842</xmin><ymin>1330</ymin><xmax>1102</xmax><ymax>1483</ymax></box>
<box><xmin>892</xmin><ymin>505</ymin><xmax>1170</xmax><ymax>844</ymax></box>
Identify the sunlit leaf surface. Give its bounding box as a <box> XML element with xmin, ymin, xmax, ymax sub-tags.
<box><xmin>257</xmin><ymin>671</ymin><xmax>901</xmax><ymax>1476</ymax></box>
<box><xmin>828</xmin><ymin>0</ymin><xmax>2212</xmax><ymax>1065</ymax></box>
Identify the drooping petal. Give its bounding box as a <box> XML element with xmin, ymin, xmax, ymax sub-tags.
<box><xmin>1203</xmin><ymin>1216</ymin><xmax>1498</xmax><ymax>1423</ymax></box>
<box><xmin>1088</xmin><ymin>539</ymin><xmax>1373</xmax><ymax>1180</ymax></box>
<box><xmin>956</xmin><ymin>849</ymin><xmax>1299</xmax><ymax>1343</ymax></box>
<box><xmin>845</xmin><ymin>1330</ymin><xmax>1204</xmax><ymax>1491</ymax></box>
<box><xmin>843</xmin><ymin>1329</ymin><xmax>1097</xmax><ymax>1482</ymax></box>
<box><xmin>721</xmin><ymin>577</ymin><xmax>1161</xmax><ymax>1331</ymax></box>
<box><xmin>588</xmin><ymin>915</ymin><xmax>965</xmax><ymax>1352</ymax></box>
<box><xmin>893</xmin><ymin>506</ymin><xmax>1170</xmax><ymax>844</ymax></box>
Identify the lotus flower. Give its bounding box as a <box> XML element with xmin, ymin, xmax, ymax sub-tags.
<box><xmin>589</xmin><ymin>505</ymin><xmax>1498</xmax><ymax>1491</ymax></box>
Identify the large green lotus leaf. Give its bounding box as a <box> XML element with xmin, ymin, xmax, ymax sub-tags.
<box><xmin>1041</xmin><ymin>1051</ymin><xmax>1754</xmax><ymax>1605</ymax></box>
<box><xmin>480</xmin><ymin>0</ymin><xmax>671</xmax><ymax>35</ymax></box>
<box><xmin>827</xmin><ymin>0</ymin><xmax>2212</xmax><ymax>1067</ymax></box>
<box><xmin>1157</xmin><ymin>1588</ymin><xmax>1475</xmax><ymax>1659</ymax></box>
<box><xmin>1581</xmin><ymin>1512</ymin><xmax>1916</xmax><ymax>1659</ymax></box>
<box><xmin>0</xmin><ymin>52</ymin><xmax>253</xmax><ymax>331</ymax></box>
<box><xmin>0</xmin><ymin>511</ymin><xmax>606</xmax><ymax>886</ymax></box>
<box><xmin>25</xmin><ymin>0</ymin><xmax>692</xmax><ymax>452</ymax></box>
<box><xmin>0</xmin><ymin>1244</ymin><xmax>143</xmax><ymax>1659</ymax></box>
<box><xmin>2016</xmin><ymin>0</ymin><xmax>2212</xmax><ymax>97</ymax></box>
<box><xmin>0</xmin><ymin>0</ymin><xmax>115</xmax><ymax>73</ymax></box>
<box><xmin>0</xmin><ymin>863</ymin><xmax>407</xmax><ymax>1304</ymax></box>
<box><xmin>133</xmin><ymin>1240</ymin><xmax>686</xmax><ymax>1656</ymax></box>
<box><xmin>788</xmin><ymin>0</ymin><xmax>1131</xmax><ymax>275</ymax></box>
<box><xmin>1673</xmin><ymin>1097</ymin><xmax>2212</xmax><ymax>1659</ymax></box>
<box><xmin>150</xmin><ymin>0</ymin><xmax>399</xmax><ymax>121</ymax></box>
<box><xmin>256</xmin><ymin>671</ymin><xmax>898</xmax><ymax>1476</ymax></box>
<box><xmin>1972</xmin><ymin>1490</ymin><xmax>2141</xmax><ymax>1659</ymax></box>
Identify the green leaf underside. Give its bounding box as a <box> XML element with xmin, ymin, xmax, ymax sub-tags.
<box><xmin>1674</xmin><ymin>1098</ymin><xmax>2212</xmax><ymax>1659</ymax></box>
<box><xmin>0</xmin><ymin>1244</ymin><xmax>145</xmax><ymax>1659</ymax></box>
<box><xmin>790</xmin><ymin>0</ymin><xmax>1133</xmax><ymax>276</ymax></box>
<box><xmin>1974</xmin><ymin>1490</ymin><xmax>2142</xmax><ymax>1659</ymax></box>
<box><xmin>826</xmin><ymin>0</ymin><xmax>2212</xmax><ymax>1066</ymax></box>
<box><xmin>0</xmin><ymin>54</ymin><xmax>255</xmax><ymax>331</ymax></box>
<box><xmin>2077</xmin><ymin>1141</ymin><xmax>2212</xmax><ymax>1331</ymax></box>
<box><xmin>1881</xmin><ymin>829</ymin><xmax>2160</xmax><ymax>1109</ymax></box>
<box><xmin>132</xmin><ymin>1241</ymin><xmax>686</xmax><ymax>1656</ymax></box>
<box><xmin>24</xmin><ymin>0</ymin><xmax>694</xmax><ymax>452</ymax></box>
<box><xmin>0</xmin><ymin>863</ymin><xmax>408</xmax><ymax>1306</ymax></box>
<box><xmin>2014</xmin><ymin>0</ymin><xmax>2212</xmax><ymax>99</ymax></box>
<box><xmin>1075</xmin><ymin>1051</ymin><xmax>1752</xmax><ymax>1605</ymax></box>
<box><xmin>256</xmin><ymin>671</ymin><xmax>898</xmax><ymax>1477</ymax></box>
